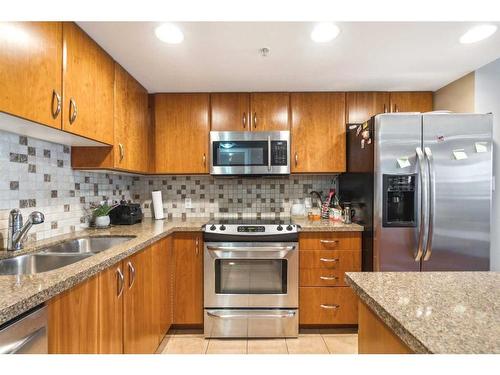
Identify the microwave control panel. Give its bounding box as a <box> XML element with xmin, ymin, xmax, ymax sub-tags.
<box><xmin>271</xmin><ymin>141</ymin><xmax>288</xmax><ymax>166</ymax></box>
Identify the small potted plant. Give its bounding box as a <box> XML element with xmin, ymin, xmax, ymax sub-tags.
<box><xmin>92</xmin><ymin>203</ymin><xmax>118</xmax><ymax>228</ymax></box>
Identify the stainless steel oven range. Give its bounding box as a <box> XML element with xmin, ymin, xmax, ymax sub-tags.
<box><xmin>203</xmin><ymin>219</ymin><xmax>299</xmax><ymax>338</ymax></box>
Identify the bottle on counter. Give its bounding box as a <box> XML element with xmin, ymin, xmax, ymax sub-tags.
<box><xmin>329</xmin><ymin>189</ymin><xmax>343</xmax><ymax>222</ymax></box>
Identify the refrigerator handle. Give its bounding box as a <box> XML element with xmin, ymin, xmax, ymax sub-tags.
<box><xmin>423</xmin><ymin>147</ymin><xmax>435</xmax><ymax>261</ymax></box>
<box><xmin>415</xmin><ymin>147</ymin><xmax>428</xmax><ymax>262</ymax></box>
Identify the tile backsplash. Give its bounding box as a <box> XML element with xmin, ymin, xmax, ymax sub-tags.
<box><xmin>0</xmin><ymin>129</ymin><xmax>338</xmax><ymax>249</ymax></box>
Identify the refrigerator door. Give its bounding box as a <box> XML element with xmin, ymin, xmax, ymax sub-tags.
<box><xmin>374</xmin><ymin>114</ymin><xmax>423</xmax><ymax>271</ymax></box>
<box><xmin>422</xmin><ymin>113</ymin><xmax>492</xmax><ymax>271</ymax></box>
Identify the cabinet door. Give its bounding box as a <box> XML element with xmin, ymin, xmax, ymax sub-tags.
<box><xmin>62</xmin><ymin>22</ymin><xmax>114</xmax><ymax>145</ymax></box>
<box><xmin>250</xmin><ymin>93</ymin><xmax>290</xmax><ymax>131</ymax></box>
<box><xmin>173</xmin><ymin>232</ymin><xmax>203</xmax><ymax>325</ymax></box>
<box><xmin>0</xmin><ymin>22</ymin><xmax>62</xmax><ymax>129</ymax></box>
<box><xmin>346</xmin><ymin>92</ymin><xmax>390</xmax><ymax>124</ymax></box>
<box><xmin>48</xmin><ymin>275</ymin><xmax>99</xmax><ymax>354</ymax></box>
<box><xmin>152</xmin><ymin>236</ymin><xmax>173</xmax><ymax>341</ymax></box>
<box><xmin>98</xmin><ymin>261</ymin><xmax>124</xmax><ymax>354</ymax></box>
<box><xmin>291</xmin><ymin>92</ymin><xmax>346</xmax><ymax>173</ymax></box>
<box><xmin>390</xmin><ymin>92</ymin><xmax>433</xmax><ymax>113</ymax></box>
<box><xmin>114</xmin><ymin>63</ymin><xmax>150</xmax><ymax>172</ymax></box>
<box><xmin>123</xmin><ymin>247</ymin><xmax>157</xmax><ymax>354</ymax></box>
<box><xmin>211</xmin><ymin>93</ymin><xmax>250</xmax><ymax>131</ymax></box>
<box><xmin>154</xmin><ymin>94</ymin><xmax>210</xmax><ymax>174</ymax></box>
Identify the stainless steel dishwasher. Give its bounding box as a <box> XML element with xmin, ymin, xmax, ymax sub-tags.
<box><xmin>0</xmin><ymin>305</ymin><xmax>47</xmax><ymax>354</ymax></box>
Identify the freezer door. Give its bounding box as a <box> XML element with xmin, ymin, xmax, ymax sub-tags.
<box><xmin>374</xmin><ymin>114</ymin><xmax>423</xmax><ymax>271</ymax></box>
<box><xmin>422</xmin><ymin>113</ymin><xmax>492</xmax><ymax>271</ymax></box>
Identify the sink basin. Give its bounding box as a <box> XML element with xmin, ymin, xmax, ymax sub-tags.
<box><xmin>0</xmin><ymin>253</ymin><xmax>93</xmax><ymax>276</ymax></box>
<box><xmin>41</xmin><ymin>236</ymin><xmax>136</xmax><ymax>255</ymax></box>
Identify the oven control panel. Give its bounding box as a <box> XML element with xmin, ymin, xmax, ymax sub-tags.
<box><xmin>237</xmin><ymin>226</ymin><xmax>265</xmax><ymax>232</ymax></box>
<box><xmin>204</xmin><ymin>223</ymin><xmax>299</xmax><ymax>235</ymax></box>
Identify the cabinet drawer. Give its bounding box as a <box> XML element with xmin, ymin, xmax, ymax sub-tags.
<box><xmin>299</xmin><ymin>232</ymin><xmax>361</xmax><ymax>251</ymax></box>
<box><xmin>299</xmin><ymin>250</ymin><xmax>360</xmax><ymax>271</ymax></box>
<box><xmin>300</xmin><ymin>269</ymin><xmax>348</xmax><ymax>287</ymax></box>
<box><xmin>299</xmin><ymin>287</ymin><xmax>358</xmax><ymax>325</ymax></box>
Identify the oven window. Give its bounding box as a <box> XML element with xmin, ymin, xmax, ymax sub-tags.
<box><xmin>215</xmin><ymin>259</ymin><xmax>287</xmax><ymax>294</ymax></box>
<box><xmin>212</xmin><ymin>141</ymin><xmax>268</xmax><ymax>166</ymax></box>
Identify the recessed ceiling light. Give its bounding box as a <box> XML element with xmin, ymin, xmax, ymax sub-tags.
<box><xmin>459</xmin><ymin>24</ymin><xmax>497</xmax><ymax>44</ymax></box>
<box><xmin>155</xmin><ymin>23</ymin><xmax>184</xmax><ymax>44</ymax></box>
<box><xmin>310</xmin><ymin>23</ymin><xmax>340</xmax><ymax>43</ymax></box>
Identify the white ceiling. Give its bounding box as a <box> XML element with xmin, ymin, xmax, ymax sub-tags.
<box><xmin>78</xmin><ymin>22</ymin><xmax>500</xmax><ymax>93</ymax></box>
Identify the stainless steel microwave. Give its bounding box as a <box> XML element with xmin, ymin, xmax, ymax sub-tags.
<box><xmin>210</xmin><ymin>131</ymin><xmax>290</xmax><ymax>175</ymax></box>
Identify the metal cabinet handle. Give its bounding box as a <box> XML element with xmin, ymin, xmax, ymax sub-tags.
<box><xmin>383</xmin><ymin>103</ymin><xmax>387</xmax><ymax>113</ymax></box>
<box><xmin>116</xmin><ymin>267</ymin><xmax>124</xmax><ymax>297</ymax></box>
<box><xmin>127</xmin><ymin>261</ymin><xmax>136</xmax><ymax>289</ymax></box>
<box><xmin>118</xmin><ymin>143</ymin><xmax>125</xmax><ymax>161</ymax></box>
<box><xmin>320</xmin><ymin>304</ymin><xmax>340</xmax><ymax>310</ymax></box>
<box><xmin>69</xmin><ymin>98</ymin><xmax>78</xmax><ymax>124</ymax></box>
<box><xmin>294</xmin><ymin>152</ymin><xmax>298</xmax><ymax>166</ymax></box>
<box><xmin>242</xmin><ymin>112</ymin><xmax>247</xmax><ymax>128</ymax></box>
<box><xmin>195</xmin><ymin>237</ymin><xmax>199</xmax><ymax>256</ymax></box>
<box><xmin>51</xmin><ymin>89</ymin><xmax>61</xmax><ymax>119</ymax></box>
<box><xmin>203</xmin><ymin>153</ymin><xmax>206</xmax><ymax>166</ymax></box>
<box><xmin>320</xmin><ymin>276</ymin><xmax>338</xmax><ymax>281</ymax></box>
<box><xmin>320</xmin><ymin>239</ymin><xmax>339</xmax><ymax>245</ymax></box>
<box><xmin>319</xmin><ymin>258</ymin><xmax>339</xmax><ymax>263</ymax></box>
<box><xmin>253</xmin><ymin>112</ymin><xmax>257</xmax><ymax>128</ymax></box>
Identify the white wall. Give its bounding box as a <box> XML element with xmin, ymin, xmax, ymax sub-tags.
<box><xmin>475</xmin><ymin>58</ymin><xmax>500</xmax><ymax>271</ymax></box>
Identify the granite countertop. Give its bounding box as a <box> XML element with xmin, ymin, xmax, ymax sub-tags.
<box><xmin>293</xmin><ymin>218</ymin><xmax>363</xmax><ymax>232</ymax></box>
<box><xmin>345</xmin><ymin>271</ymin><xmax>500</xmax><ymax>354</ymax></box>
<box><xmin>0</xmin><ymin>217</ymin><xmax>362</xmax><ymax>325</ymax></box>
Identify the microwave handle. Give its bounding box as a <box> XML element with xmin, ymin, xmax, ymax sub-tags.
<box><xmin>267</xmin><ymin>136</ymin><xmax>272</xmax><ymax>172</ymax></box>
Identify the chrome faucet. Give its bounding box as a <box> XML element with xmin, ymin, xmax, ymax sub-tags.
<box><xmin>7</xmin><ymin>209</ymin><xmax>45</xmax><ymax>251</ymax></box>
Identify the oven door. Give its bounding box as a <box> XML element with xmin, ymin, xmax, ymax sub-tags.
<box><xmin>210</xmin><ymin>131</ymin><xmax>290</xmax><ymax>175</ymax></box>
<box><xmin>204</xmin><ymin>242</ymin><xmax>298</xmax><ymax>308</ymax></box>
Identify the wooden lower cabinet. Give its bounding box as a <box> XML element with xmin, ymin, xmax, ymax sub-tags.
<box><xmin>48</xmin><ymin>274</ymin><xmax>99</xmax><ymax>354</ymax></box>
<box><xmin>48</xmin><ymin>238</ymin><xmax>173</xmax><ymax>354</ymax></box>
<box><xmin>358</xmin><ymin>300</ymin><xmax>413</xmax><ymax>354</ymax></box>
<box><xmin>299</xmin><ymin>286</ymin><xmax>358</xmax><ymax>325</ymax></box>
<box><xmin>172</xmin><ymin>232</ymin><xmax>204</xmax><ymax>325</ymax></box>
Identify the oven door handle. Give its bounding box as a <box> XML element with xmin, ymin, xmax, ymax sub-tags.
<box><xmin>206</xmin><ymin>311</ymin><xmax>296</xmax><ymax>319</ymax></box>
<box><xmin>206</xmin><ymin>245</ymin><xmax>296</xmax><ymax>252</ymax></box>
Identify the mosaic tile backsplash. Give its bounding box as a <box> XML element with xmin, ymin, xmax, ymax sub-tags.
<box><xmin>0</xmin><ymin>129</ymin><xmax>338</xmax><ymax>249</ymax></box>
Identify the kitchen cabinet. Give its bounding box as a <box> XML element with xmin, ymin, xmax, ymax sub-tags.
<box><xmin>152</xmin><ymin>236</ymin><xmax>173</xmax><ymax>338</ymax></box>
<box><xmin>154</xmin><ymin>94</ymin><xmax>210</xmax><ymax>174</ymax></box>
<box><xmin>250</xmin><ymin>93</ymin><xmax>290</xmax><ymax>131</ymax></box>
<box><xmin>172</xmin><ymin>232</ymin><xmax>204</xmax><ymax>325</ymax></box>
<box><xmin>0</xmin><ymin>22</ymin><xmax>63</xmax><ymax>129</ymax></box>
<box><xmin>291</xmin><ymin>92</ymin><xmax>346</xmax><ymax>173</ymax></box>
<box><xmin>98</xmin><ymin>262</ymin><xmax>124</xmax><ymax>354</ymax></box>
<box><xmin>390</xmin><ymin>91</ymin><xmax>433</xmax><ymax>113</ymax></box>
<box><xmin>71</xmin><ymin>63</ymin><xmax>151</xmax><ymax>173</ymax></box>
<box><xmin>123</xmin><ymin>246</ymin><xmax>157</xmax><ymax>354</ymax></box>
<box><xmin>62</xmin><ymin>22</ymin><xmax>114</xmax><ymax>145</ymax></box>
<box><xmin>346</xmin><ymin>92</ymin><xmax>390</xmax><ymax>124</ymax></box>
<box><xmin>298</xmin><ymin>231</ymin><xmax>361</xmax><ymax>326</ymax></box>
<box><xmin>211</xmin><ymin>93</ymin><xmax>250</xmax><ymax>131</ymax></box>
<box><xmin>48</xmin><ymin>274</ymin><xmax>99</xmax><ymax>354</ymax></box>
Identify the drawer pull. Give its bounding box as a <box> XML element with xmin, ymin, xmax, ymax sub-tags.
<box><xmin>320</xmin><ymin>276</ymin><xmax>338</xmax><ymax>281</ymax></box>
<box><xmin>320</xmin><ymin>239</ymin><xmax>339</xmax><ymax>245</ymax></box>
<box><xmin>320</xmin><ymin>304</ymin><xmax>340</xmax><ymax>310</ymax></box>
<box><xmin>319</xmin><ymin>258</ymin><xmax>339</xmax><ymax>263</ymax></box>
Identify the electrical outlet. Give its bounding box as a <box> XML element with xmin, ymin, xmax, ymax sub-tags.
<box><xmin>185</xmin><ymin>198</ymin><xmax>192</xmax><ymax>209</ymax></box>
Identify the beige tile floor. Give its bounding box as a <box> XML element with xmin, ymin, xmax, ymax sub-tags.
<box><xmin>160</xmin><ymin>328</ymin><xmax>358</xmax><ymax>354</ymax></box>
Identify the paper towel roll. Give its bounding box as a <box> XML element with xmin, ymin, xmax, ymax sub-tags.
<box><xmin>152</xmin><ymin>190</ymin><xmax>165</xmax><ymax>220</ymax></box>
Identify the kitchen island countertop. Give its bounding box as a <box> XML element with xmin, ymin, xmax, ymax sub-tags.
<box><xmin>345</xmin><ymin>271</ymin><xmax>500</xmax><ymax>354</ymax></box>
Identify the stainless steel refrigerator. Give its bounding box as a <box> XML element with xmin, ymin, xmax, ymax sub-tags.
<box><xmin>340</xmin><ymin>113</ymin><xmax>492</xmax><ymax>271</ymax></box>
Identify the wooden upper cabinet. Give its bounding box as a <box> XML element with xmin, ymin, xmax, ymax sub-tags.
<box><xmin>114</xmin><ymin>63</ymin><xmax>150</xmax><ymax>172</ymax></box>
<box><xmin>390</xmin><ymin>91</ymin><xmax>433</xmax><ymax>113</ymax></box>
<box><xmin>62</xmin><ymin>22</ymin><xmax>114</xmax><ymax>145</ymax></box>
<box><xmin>211</xmin><ymin>93</ymin><xmax>250</xmax><ymax>131</ymax></box>
<box><xmin>346</xmin><ymin>92</ymin><xmax>390</xmax><ymax>124</ymax></box>
<box><xmin>250</xmin><ymin>93</ymin><xmax>290</xmax><ymax>131</ymax></box>
<box><xmin>291</xmin><ymin>92</ymin><xmax>346</xmax><ymax>173</ymax></box>
<box><xmin>0</xmin><ymin>22</ymin><xmax>62</xmax><ymax>129</ymax></box>
<box><xmin>172</xmin><ymin>232</ymin><xmax>203</xmax><ymax>325</ymax></box>
<box><xmin>98</xmin><ymin>261</ymin><xmax>124</xmax><ymax>354</ymax></box>
<box><xmin>154</xmin><ymin>93</ymin><xmax>210</xmax><ymax>174</ymax></box>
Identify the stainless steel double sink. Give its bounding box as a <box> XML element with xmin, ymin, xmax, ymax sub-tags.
<box><xmin>0</xmin><ymin>236</ymin><xmax>135</xmax><ymax>276</ymax></box>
